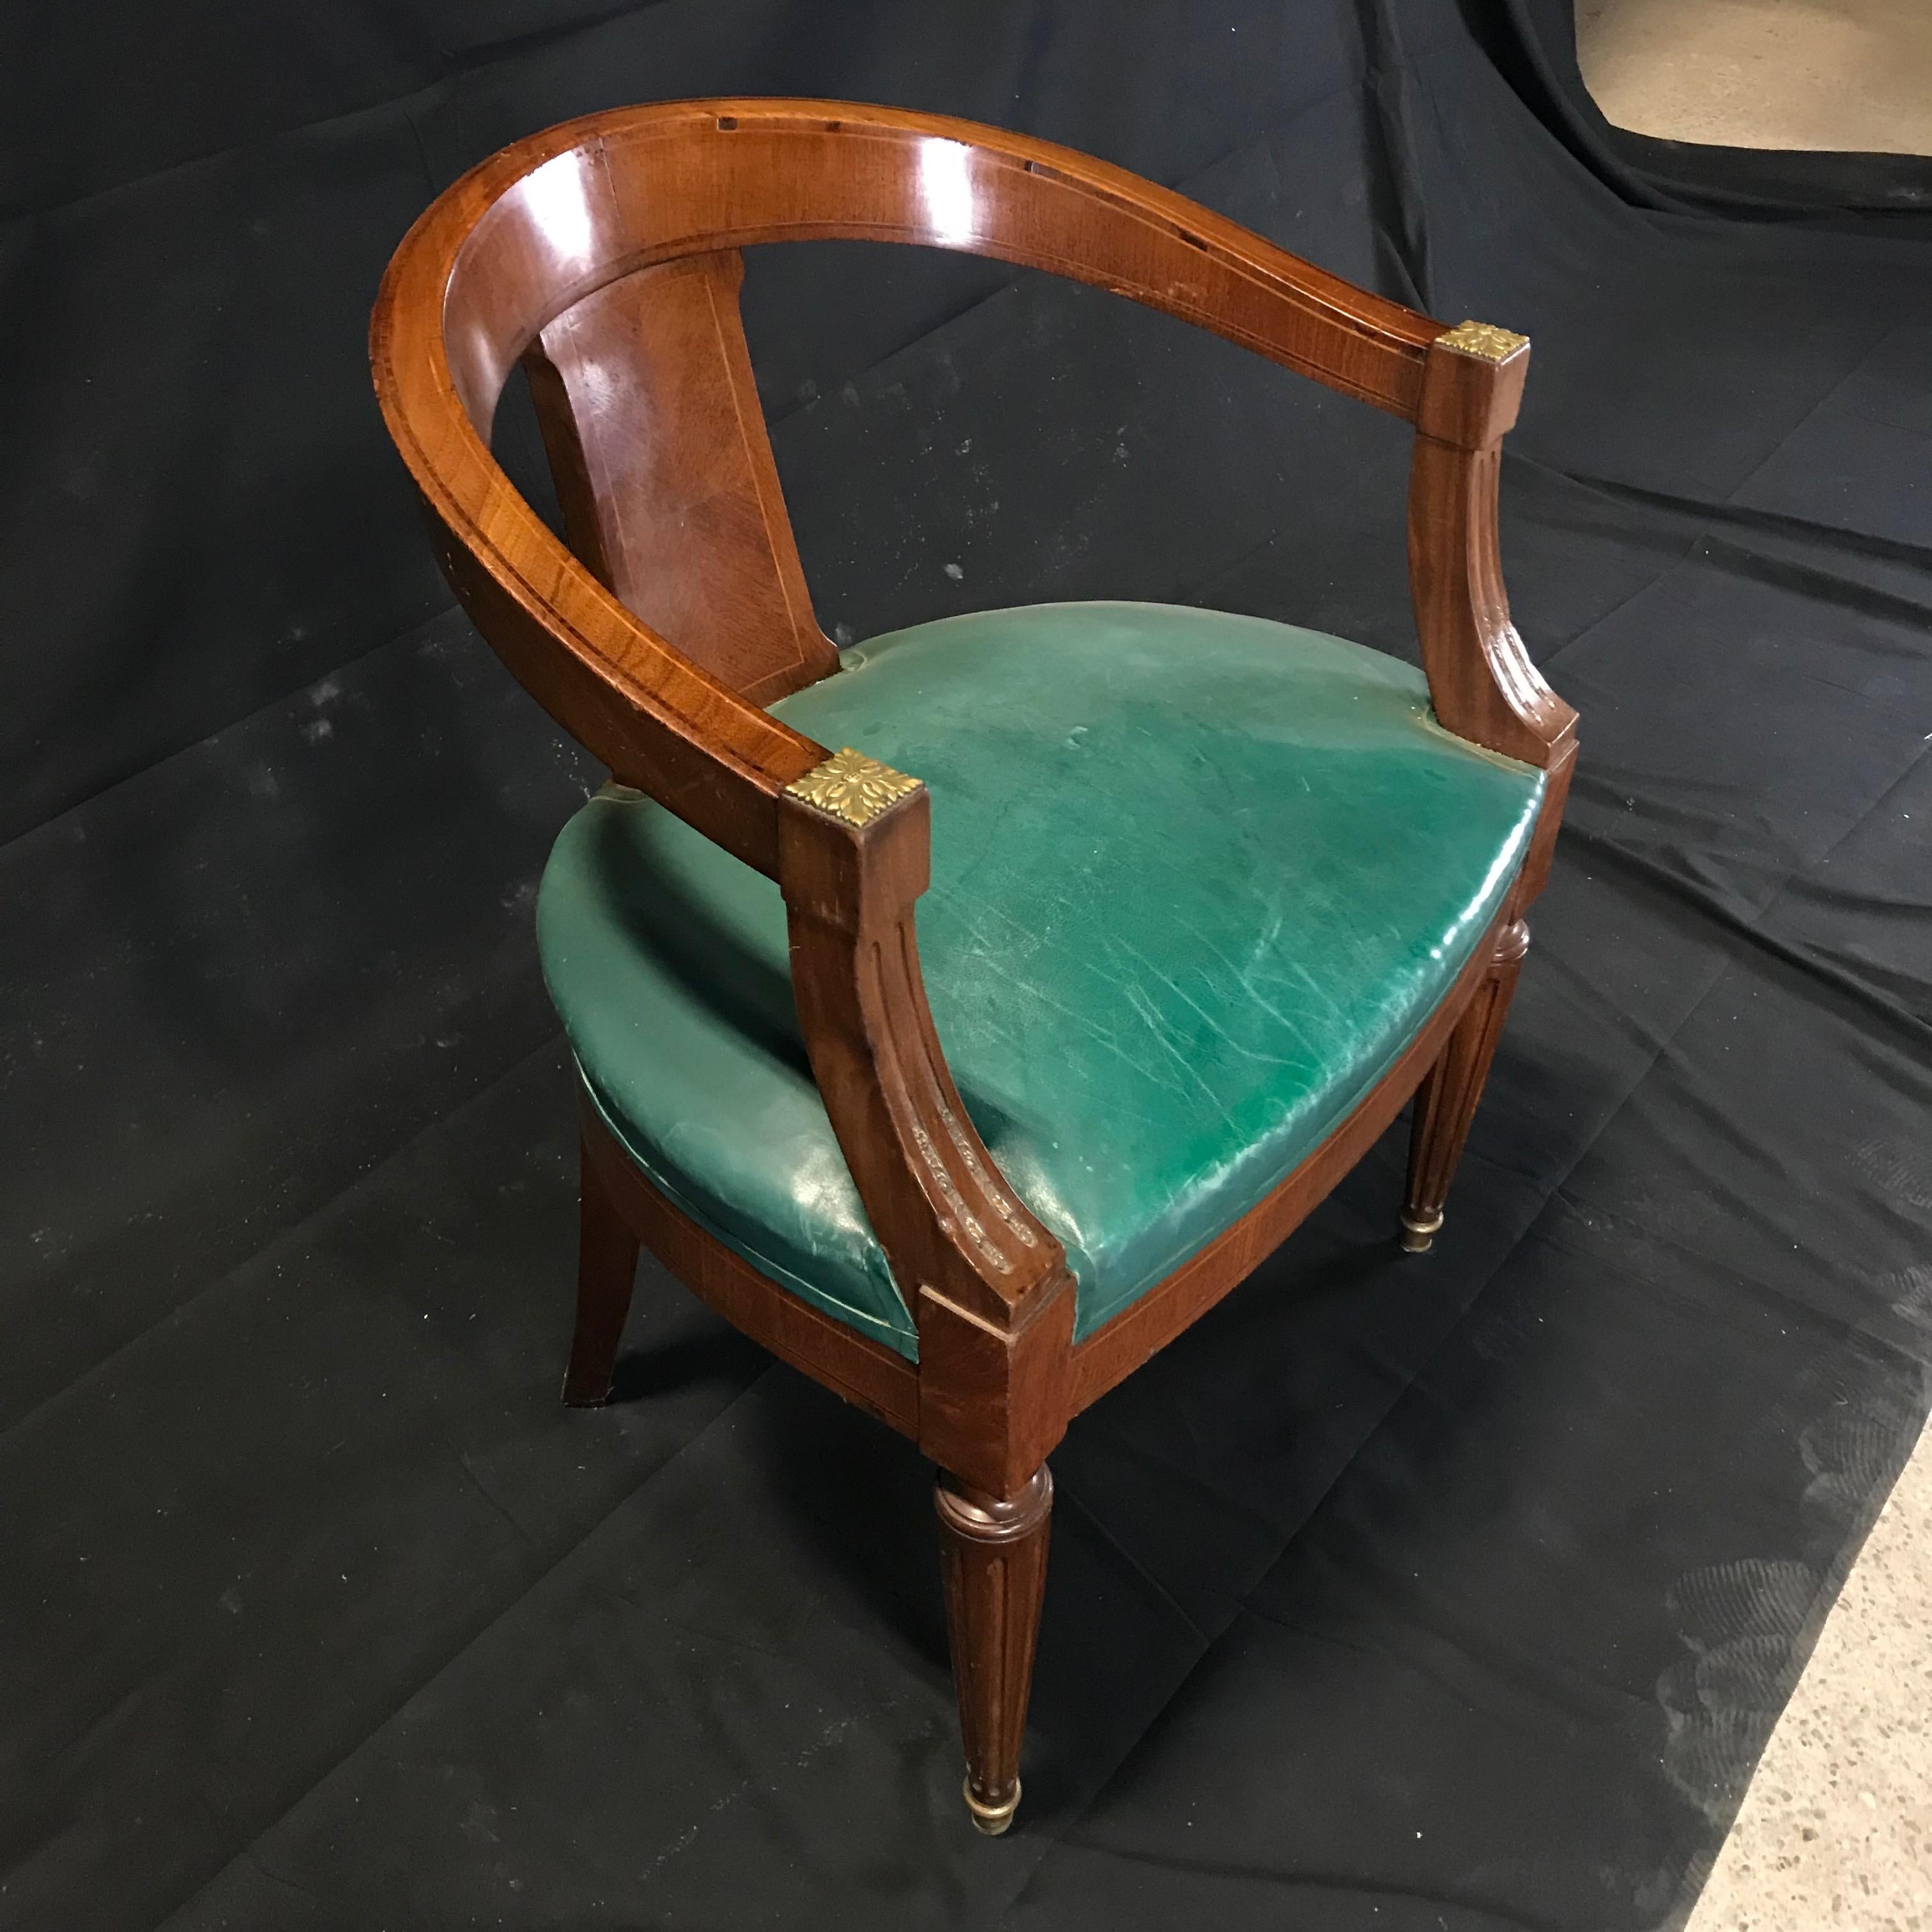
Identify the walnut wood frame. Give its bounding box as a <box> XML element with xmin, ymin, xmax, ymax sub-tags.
<box><xmin>371</xmin><ymin>98</ymin><xmax>1577</xmax><ymax>1835</ymax></box>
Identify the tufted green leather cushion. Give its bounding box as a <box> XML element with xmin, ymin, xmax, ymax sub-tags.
<box><xmin>539</xmin><ymin>603</ymin><xmax>1544</xmax><ymax>1359</ymax></box>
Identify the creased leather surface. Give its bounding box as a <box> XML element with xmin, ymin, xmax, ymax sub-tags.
<box><xmin>539</xmin><ymin>602</ymin><xmax>1543</xmax><ymax>1354</ymax></box>
<box><xmin>12</xmin><ymin>4</ymin><xmax>1932</xmax><ymax>1921</ymax></box>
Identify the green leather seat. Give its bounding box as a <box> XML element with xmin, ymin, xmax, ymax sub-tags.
<box><xmin>539</xmin><ymin>603</ymin><xmax>1544</xmax><ymax>1359</ymax></box>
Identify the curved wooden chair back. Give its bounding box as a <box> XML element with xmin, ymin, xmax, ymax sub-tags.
<box><xmin>371</xmin><ymin>99</ymin><xmax>1572</xmax><ymax>880</ymax></box>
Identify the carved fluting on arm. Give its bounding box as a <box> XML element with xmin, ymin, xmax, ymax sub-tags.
<box><xmin>777</xmin><ymin>776</ymin><xmax>1077</xmax><ymax>1490</ymax></box>
<box><xmin>1408</xmin><ymin>333</ymin><xmax>1577</xmax><ymax>772</ymax></box>
<box><xmin>775</xmin><ymin>781</ymin><xmax>1068</xmax><ymax>1333</ymax></box>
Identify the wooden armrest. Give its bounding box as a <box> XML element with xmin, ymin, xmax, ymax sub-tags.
<box><xmin>776</xmin><ymin>767</ymin><xmax>1075</xmax><ymax>1489</ymax></box>
<box><xmin>1406</xmin><ymin>323</ymin><xmax>1578</xmax><ymax>776</ymax></box>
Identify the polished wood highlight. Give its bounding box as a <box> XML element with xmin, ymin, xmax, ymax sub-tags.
<box><xmin>371</xmin><ymin>98</ymin><xmax>1578</xmax><ymax>1832</ymax></box>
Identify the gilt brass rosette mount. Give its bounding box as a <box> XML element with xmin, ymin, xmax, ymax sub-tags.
<box><xmin>1435</xmin><ymin>319</ymin><xmax>1530</xmax><ymax>362</ymax></box>
<box><xmin>784</xmin><ymin>747</ymin><xmax>924</xmax><ymax>829</ymax></box>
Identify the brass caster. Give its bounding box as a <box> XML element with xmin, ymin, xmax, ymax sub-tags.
<box><xmin>964</xmin><ymin>1777</ymin><xmax>1020</xmax><ymax>1836</ymax></box>
<box><xmin>1398</xmin><ymin>1208</ymin><xmax>1443</xmax><ymax>1254</ymax></box>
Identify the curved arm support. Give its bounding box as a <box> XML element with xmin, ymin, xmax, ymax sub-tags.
<box><xmin>776</xmin><ymin>778</ymin><xmax>1075</xmax><ymax>1492</ymax></box>
<box><xmin>1407</xmin><ymin>330</ymin><xmax>1578</xmax><ymax>772</ymax></box>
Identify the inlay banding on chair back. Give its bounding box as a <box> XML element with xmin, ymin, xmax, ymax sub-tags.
<box><xmin>522</xmin><ymin>251</ymin><xmax>836</xmax><ymax>703</ymax></box>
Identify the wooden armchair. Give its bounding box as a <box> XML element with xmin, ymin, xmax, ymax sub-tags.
<box><xmin>370</xmin><ymin>99</ymin><xmax>1575</xmax><ymax>1836</ymax></box>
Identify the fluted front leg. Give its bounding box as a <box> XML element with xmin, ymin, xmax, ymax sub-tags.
<box><xmin>1401</xmin><ymin>918</ymin><xmax>1531</xmax><ymax>1252</ymax></box>
<box><xmin>935</xmin><ymin>1464</ymin><xmax>1053</xmax><ymax>1835</ymax></box>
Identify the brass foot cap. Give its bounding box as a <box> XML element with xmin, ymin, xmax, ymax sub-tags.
<box><xmin>1398</xmin><ymin>1209</ymin><xmax>1444</xmax><ymax>1254</ymax></box>
<box><xmin>964</xmin><ymin>1777</ymin><xmax>1020</xmax><ymax>1836</ymax></box>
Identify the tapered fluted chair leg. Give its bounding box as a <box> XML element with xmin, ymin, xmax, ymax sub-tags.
<box><xmin>935</xmin><ymin>1464</ymin><xmax>1052</xmax><ymax>1835</ymax></box>
<box><xmin>1401</xmin><ymin>918</ymin><xmax>1531</xmax><ymax>1253</ymax></box>
<box><xmin>562</xmin><ymin>1131</ymin><xmax>641</xmax><ymax>1406</ymax></box>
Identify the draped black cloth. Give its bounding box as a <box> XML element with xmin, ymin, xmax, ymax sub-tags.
<box><xmin>2</xmin><ymin>4</ymin><xmax>1928</xmax><ymax>1926</ymax></box>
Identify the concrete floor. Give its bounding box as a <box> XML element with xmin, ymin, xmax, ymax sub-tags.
<box><xmin>1577</xmin><ymin>0</ymin><xmax>1932</xmax><ymax>155</ymax></box>
<box><xmin>1574</xmin><ymin>6</ymin><xmax>1932</xmax><ymax>1926</ymax></box>
<box><xmin>1684</xmin><ymin>1423</ymin><xmax>1932</xmax><ymax>1931</ymax></box>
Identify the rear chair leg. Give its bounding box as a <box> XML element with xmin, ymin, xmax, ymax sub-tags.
<box><xmin>1401</xmin><ymin>918</ymin><xmax>1531</xmax><ymax>1252</ymax></box>
<box><xmin>935</xmin><ymin>1464</ymin><xmax>1052</xmax><ymax>1836</ymax></box>
<box><xmin>563</xmin><ymin>1130</ymin><xmax>641</xmax><ymax>1405</ymax></box>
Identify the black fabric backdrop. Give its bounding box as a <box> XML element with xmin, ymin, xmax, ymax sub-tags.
<box><xmin>3</xmin><ymin>3</ymin><xmax>1929</xmax><ymax>1927</ymax></box>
